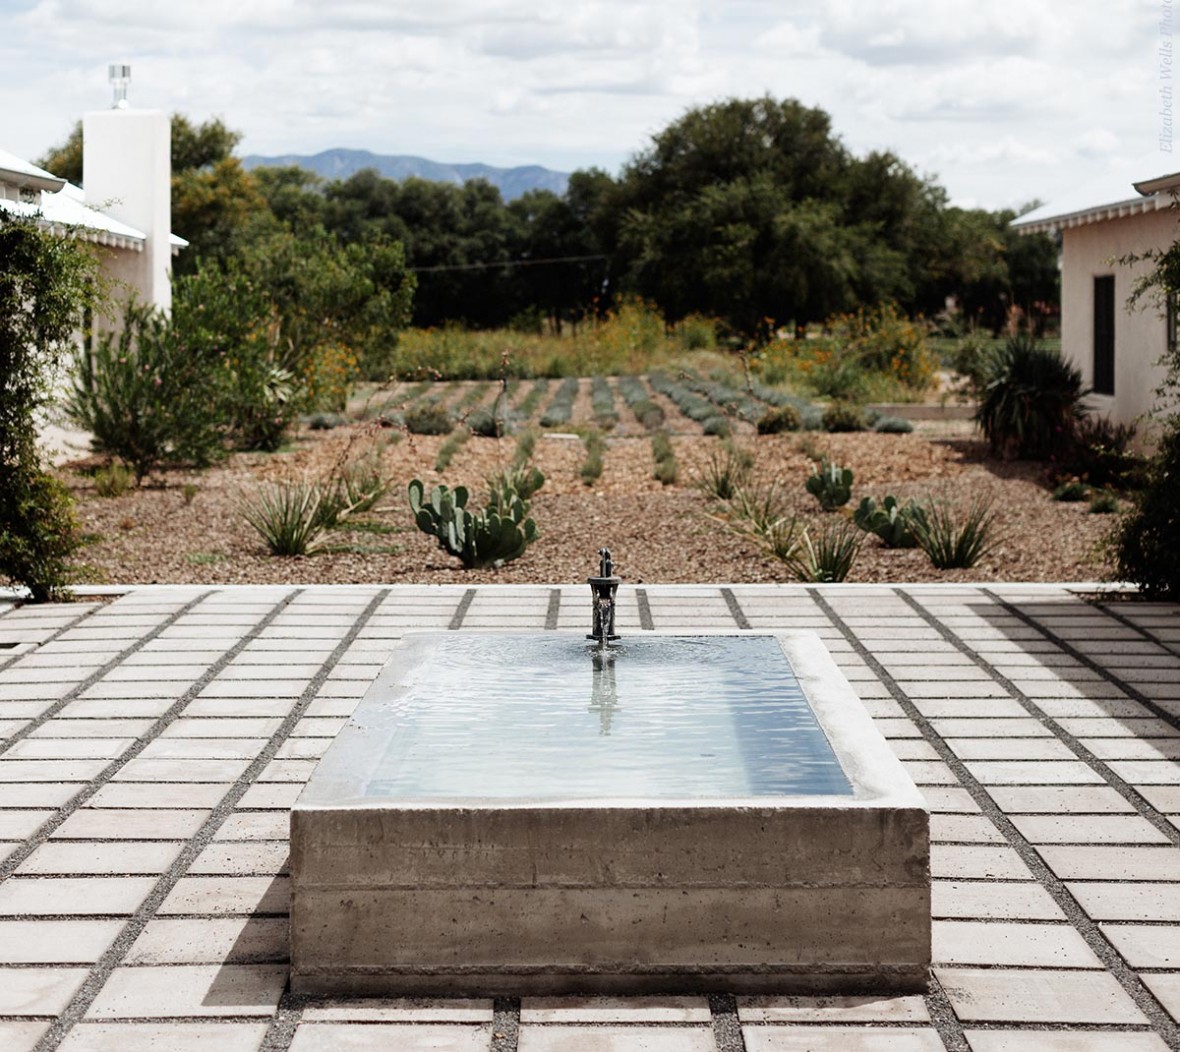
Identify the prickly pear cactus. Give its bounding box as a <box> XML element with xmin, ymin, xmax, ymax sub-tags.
<box><xmin>408</xmin><ymin>479</ymin><xmax>539</xmax><ymax>569</ymax></box>
<box><xmin>853</xmin><ymin>494</ymin><xmax>926</xmax><ymax>548</ymax></box>
<box><xmin>805</xmin><ymin>459</ymin><xmax>854</xmax><ymax>511</ymax></box>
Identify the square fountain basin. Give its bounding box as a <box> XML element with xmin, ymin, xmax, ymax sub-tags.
<box><xmin>290</xmin><ymin>630</ymin><xmax>930</xmax><ymax>995</ymax></box>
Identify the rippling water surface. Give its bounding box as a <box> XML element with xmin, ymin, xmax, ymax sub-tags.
<box><xmin>364</xmin><ymin>635</ymin><xmax>853</xmax><ymax>800</ymax></box>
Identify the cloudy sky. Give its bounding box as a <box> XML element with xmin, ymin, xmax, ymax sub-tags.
<box><xmin>2</xmin><ymin>0</ymin><xmax>1171</xmax><ymax>210</ymax></box>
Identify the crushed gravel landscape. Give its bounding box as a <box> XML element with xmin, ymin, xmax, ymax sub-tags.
<box><xmin>59</xmin><ymin>379</ymin><xmax>1120</xmax><ymax>588</ymax></box>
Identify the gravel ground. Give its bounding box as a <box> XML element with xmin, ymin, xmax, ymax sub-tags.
<box><xmin>61</xmin><ymin>403</ymin><xmax>1120</xmax><ymax>587</ymax></box>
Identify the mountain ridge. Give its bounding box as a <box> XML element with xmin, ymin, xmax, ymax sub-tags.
<box><xmin>240</xmin><ymin>147</ymin><xmax>570</xmax><ymax>201</ymax></box>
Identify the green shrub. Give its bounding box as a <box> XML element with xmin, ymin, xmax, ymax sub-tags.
<box><xmin>1065</xmin><ymin>415</ymin><xmax>1144</xmax><ymax>489</ymax></box>
<box><xmin>759</xmin><ymin>515</ymin><xmax>805</xmax><ymax>563</ymax></box>
<box><xmin>332</xmin><ymin>449</ymin><xmax>390</xmax><ymax>519</ymax></box>
<box><xmin>806</xmin><ymin>460</ymin><xmax>854</xmax><ymax>511</ymax></box>
<box><xmin>1052</xmin><ymin>479</ymin><xmax>1089</xmax><ymax>503</ymax></box>
<box><xmin>408</xmin><ymin>479</ymin><xmax>538</xmax><ymax>569</ymax></box>
<box><xmin>834</xmin><ymin>303</ymin><xmax>937</xmax><ymax>391</ymax></box>
<box><xmin>306</xmin><ymin>412</ymin><xmax>347</xmax><ymax>431</ymax></box>
<box><xmin>434</xmin><ymin>429</ymin><xmax>469</xmax><ymax>473</ymax></box>
<box><xmin>93</xmin><ymin>462</ymin><xmax>134</xmax><ymax>498</ymax></box>
<box><xmin>580</xmin><ymin>430</ymin><xmax>606</xmax><ymax>486</ymax></box>
<box><xmin>466</xmin><ymin>407</ymin><xmax>509</xmax><ymax>437</ymax></box>
<box><xmin>702</xmin><ymin>415</ymin><xmax>731</xmax><ymax>437</ymax></box>
<box><xmin>951</xmin><ymin>331</ymin><xmax>1002</xmax><ymax>398</ymax></box>
<box><xmin>672</xmin><ymin>313</ymin><xmax>717</xmax><ymax>352</ymax></box>
<box><xmin>404</xmin><ymin>403</ymin><xmax>454</xmax><ymax>435</ymax></box>
<box><xmin>651</xmin><ymin>430</ymin><xmax>678</xmax><ymax>485</ymax></box>
<box><xmin>635</xmin><ymin>399</ymin><xmax>666</xmax><ymax>430</ymax></box>
<box><xmin>513</xmin><ymin>429</ymin><xmax>538</xmax><ymax>469</ymax></box>
<box><xmin>977</xmin><ymin>334</ymin><xmax>1086</xmax><ymax>459</ymax></box>
<box><xmin>590</xmin><ymin>376</ymin><xmax>618</xmax><ymax>429</ymax></box>
<box><xmin>0</xmin><ymin>467</ymin><xmax>82</xmax><ymax>601</ymax></box>
<box><xmin>873</xmin><ymin>415</ymin><xmax>914</xmax><ymax>434</ymax></box>
<box><xmin>67</xmin><ymin>300</ymin><xmax>229</xmax><ymax>481</ymax></box>
<box><xmin>727</xmin><ymin>479</ymin><xmax>788</xmax><ymax>536</ymax></box>
<box><xmin>1089</xmin><ymin>492</ymin><xmax>1119</xmax><ymax>514</ymax></box>
<box><xmin>697</xmin><ymin>444</ymin><xmax>752</xmax><ymax>501</ymax></box>
<box><xmin>853</xmin><ymin>495</ymin><xmax>927</xmax><ymax>548</ymax></box>
<box><xmin>540</xmin><ymin>377</ymin><xmax>579</xmax><ymax>427</ymax></box>
<box><xmin>488</xmin><ymin>464</ymin><xmax>545</xmax><ymax>509</ymax></box>
<box><xmin>822</xmin><ymin>401</ymin><xmax>866</xmax><ymax>433</ymax></box>
<box><xmin>757</xmin><ymin>405</ymin><xmax>802</xmax><ymax>434</ymax></box>
<box><xmin>1111</xmin><ymin>426</ymin><xmax>1180</xmax><ymax>597</ymax></box>
<box><xmin>240</xmin><ymin>481</ymin><xmax>327</xmax><ymax>556</ymax></box>
<box><xmin>512</xmin><ymin>378</ymin><xmax>549</xmax><ymax>421</ymax></box>
<box><xmin>914</xmin><ymin>497</ymin><xmax>996</xmax><ymax>569</ymax></box>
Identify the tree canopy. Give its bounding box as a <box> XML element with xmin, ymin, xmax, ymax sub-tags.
<box><xmin>36</xmin><ymin>96</ymin><xmax>1059</xmax><ymax>338</ymax></box>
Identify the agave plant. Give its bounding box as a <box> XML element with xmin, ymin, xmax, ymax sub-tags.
<box><xmin>240</xmin><ymin>481</ymin><xmax>327</xmax><ymax>556</ymax></box>
<box><xmin>976</xmin><ymin>334</ymin><xmax>1087</xmax><ymax>460</ymax></box>
<box><xmin>913</xmin><ymin>496</ymin><xmax>996</xmax><ymax>569</ymax></box>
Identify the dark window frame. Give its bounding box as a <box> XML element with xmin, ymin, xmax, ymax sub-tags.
<box><xmin>1168</xmin><ymin>290</ymin><xmax>1178</xmax><ymax>357</ymax></box>
<box><xmin>1093</xmin><ymin>274</ymin><xmax>1115</xmax><ymax>396</ymax></box>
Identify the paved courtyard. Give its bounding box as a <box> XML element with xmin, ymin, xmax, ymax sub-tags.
<box><xmin>0</xmin><ymin>582</ymin><xmax>1178</xmax><ymax>1052</ymax></box>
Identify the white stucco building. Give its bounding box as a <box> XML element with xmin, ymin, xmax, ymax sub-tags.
<box><xmin>0</xmin><ymin>107</ymin><xmax>184</xmax><ymax>316</ymax></box>
<box><xmin>1013</xmin><ymin>163</ymin><xmax>1180</xmax><ymax>433</ymax></box>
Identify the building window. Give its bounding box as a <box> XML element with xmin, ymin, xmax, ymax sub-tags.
<box><xmin>1168</xmin><ymin>291</ymin><xmax>1178</xmax><ymax>356</ymax></box>
<box><xmin>1093</xmin><ymin>274</ymin><xmax>1115</xmax><ymax>396</ymax></box>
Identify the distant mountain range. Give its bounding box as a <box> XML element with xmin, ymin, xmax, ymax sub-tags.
<box><xmin>240</xmin><ymin>148</ymin><xmax>570</xmax><ymax>201</ymax></box>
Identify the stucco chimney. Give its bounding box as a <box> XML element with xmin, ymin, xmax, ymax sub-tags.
<box><xmin>82</xmin><ymin>68</ymin><xmax>172</xmax><ymax>313</ymax></box>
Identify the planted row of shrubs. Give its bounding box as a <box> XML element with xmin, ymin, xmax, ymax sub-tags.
<box><xmin>540</xmin><ymin>377</ymin><xmax>580</xmax><ymax>428</ymax></box>
<box><xmin>616</xmin><ymin>375</ymin><xmax>666</xmax><ymax>431</ymax></box>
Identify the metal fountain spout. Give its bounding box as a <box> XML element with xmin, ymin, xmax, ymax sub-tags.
<box><xmin>587</xmin><ymin>547</ymin><xmax>620</xmax><ymax>648</ymax></box>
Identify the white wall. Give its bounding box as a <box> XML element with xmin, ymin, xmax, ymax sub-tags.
<box><xmin>1061</xmin><ymin>208</ymin><xmax>1174</xmax><ymax>434</ymax></box>
<box><xmin>82</xmin><ymin>108</ymin><xmax>171</xmax><ymax>313</ymax></box>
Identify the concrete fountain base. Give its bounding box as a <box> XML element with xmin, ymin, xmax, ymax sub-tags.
<box><xmin>289</xmin><ymin>631</ymin><xmax>930</xmax><ymax>995</ymax></box>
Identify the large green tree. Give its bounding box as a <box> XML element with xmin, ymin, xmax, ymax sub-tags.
<box><xmin>611</xmin><ymin>97</ymin><xmax>951</xmax><ymax>336</ymax></box>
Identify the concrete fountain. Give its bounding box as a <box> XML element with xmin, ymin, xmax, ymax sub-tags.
<box><xmin>289</xmin><ymin>551</ymin><xmax>930</xmax><ymax>995</ymax></box>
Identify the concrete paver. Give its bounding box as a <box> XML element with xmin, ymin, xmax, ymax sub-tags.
<box><xmin>932</xmin><ymin>920</ymin><xmax>1103</xmax><ymax>968</ymax></box>
<box><xmin>57</xmin><ymin>1023</ymin><xmax>270</xmax><ymax>1052</ymax></box>
<box><xmin>2</xmin><ymin>583</ymin><xmax>1179</xmax><ymax>1049</ymax></box>
<box><xmin>516</xmin><ymin>1028</ymin><xmax>716</xmax><ymax>1052</ymax></box>
<box><xmin>743</xmin><ymin>1029</ymin><xmax>944</xmax><ymax>1051</ymax></box>
<box><xmin>1142</xmin><ymin>974</ymin><xmax>1180</xmax><ymax>1024</ymax></box>
<box><xmin>737</xmin><ymin>995</ymin><xmax>929</xmax><ymax>1022</ymax></box>
<box><xmin>964</xmin><ymin>1031</ymin><xmax>1169</xmax><ymax>1051</ymax></box>
<box><xmin>935</xmin><ymin>967</ymin><xmax>1148</xmax><ymax>1024</ymax></box>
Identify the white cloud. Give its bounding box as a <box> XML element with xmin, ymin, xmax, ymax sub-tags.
<box><xmin>0</xmin><ymin>0</ymin><xmax>1169</xmax><ymax>210</ymax></box>
<box><xmin>1075</xmin><ymin>128</ymin><xmax>1121</xmax><ymax>158</ymax></box>
<box><xmin>925</xmin><ymin>136</ymin><xmax>1060</xmax><ymax>168</ymax></box>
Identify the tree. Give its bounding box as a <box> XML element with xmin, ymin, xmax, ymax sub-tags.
<box><xmin>0</xmin><ymin>212</ymin><xmax>100</xmax><ymax>600</ymax></box>
<box><xmin>611</xmin><ymin>96</ymin><xmax>955</xmax><ymax>337</ymax></box>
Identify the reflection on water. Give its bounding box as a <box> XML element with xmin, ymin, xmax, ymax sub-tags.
<box><xmin>364</xmin><ymin>635</ymin><xmax>853</xmax><ymax>801</ymax></box>
<box><xmin>589</xmin><ymin>649</ymin><xmax>619</xmax><ymax>735</ymax></box>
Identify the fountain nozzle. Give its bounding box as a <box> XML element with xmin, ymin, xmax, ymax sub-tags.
<box><xmin>587</xmin><ymin>547</ymin><xmax>620</xmax><ymax>647</ymax></box>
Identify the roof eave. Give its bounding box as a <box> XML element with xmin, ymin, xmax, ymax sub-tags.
<box><xmin>1011</xmin><ymin>194</ymin><xmax>1170</xmax><ymax>236</ymax></box>
<box><xmin>0</xmin><ymin>166</ymin><xmax>65</xmax><ymax>194</ymax></box>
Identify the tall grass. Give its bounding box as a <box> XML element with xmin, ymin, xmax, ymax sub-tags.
<box><xmin>388</xmin><ymin>298</ymin><xmax>683</xmax><ymax>380</ymax></box>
